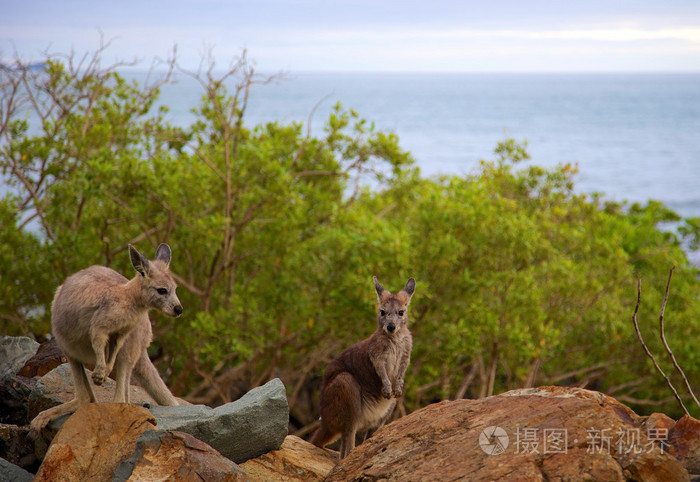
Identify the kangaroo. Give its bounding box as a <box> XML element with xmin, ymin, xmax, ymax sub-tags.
<box><xmin>311</xmin><ymin>276</ymin><xmax>415</xmax><ymax>459</ymax></box>
<box><xmin>29</xmin><ymin>243</ymin><xmax>184</xmax><ymax>436</ymax></box>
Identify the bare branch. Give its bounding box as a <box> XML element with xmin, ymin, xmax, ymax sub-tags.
<box><xmin>658</xmin><ymin>267</ymin><xmax>700</xmax><ymax>411</ymax></box>
<box><xmin>607</xmin><ymin>375</ymin><xmax>652</xmax><ymax>396</ymax></box>
<box><xmin>615</xmin><ymin>395</ymin><xmax>677</xmax><ymax>407</ymax></box>
<box><xmin>544</xmin><ymin>359</ymin><xmax>625</xmax><ymax>384</ymax></box>
<box><xmin>7</xmin><ymin>155</ymin><xmax>57</xmax><ymax>243</ymax></box>
<box><xmin>294</xmin><ymin>420</ymin><xmax>321</xmax><ymax>439</ymax></box>
<box><xmin>455</xmin><ymin>363</ymin><xmax>478</xmax><ymax>399</ymax></box>
<box><xmin>632</xmin><ymin>278</ymin><xmax>689</xmax><ymax>416</ymax></box>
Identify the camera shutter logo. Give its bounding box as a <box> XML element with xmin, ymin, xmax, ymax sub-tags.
<box><xmin>479</xmin><ymin>426</ymin><xmax>509</xmax><ymax>455</ymax></box>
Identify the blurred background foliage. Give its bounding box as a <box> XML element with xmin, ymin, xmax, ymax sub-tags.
<box><xmin>2</xmin><ymin>48</ymin><xmax>699</xmax><ymax>434</ymax></box>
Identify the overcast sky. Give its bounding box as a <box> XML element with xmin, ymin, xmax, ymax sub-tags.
<box><xmin>2</xmin><ymin>0</ymin><xmax>700</xmax><ymax>72</ymax></box>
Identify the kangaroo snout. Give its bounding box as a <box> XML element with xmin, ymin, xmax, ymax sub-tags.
<box><xmin>386</xmin><ymin>323</ymin><xmax>396</xmax><ymax>333</ymax></box>
<box><xmin>173</xmin><ymin>305</ymin><xmax>183</xmax><ymax>317</ymax></box>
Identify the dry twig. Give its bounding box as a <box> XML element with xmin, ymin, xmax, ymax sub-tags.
<box><xmin>658</xmin><ymin>267</ymin><xmax>700</xmax><ymax>411</ymax></box>
<box><xmin>632</xmin><ymin>277</ymin><xmax>689</xmax><ymax>416</ymax></box>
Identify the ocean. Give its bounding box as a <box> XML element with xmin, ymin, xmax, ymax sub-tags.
<box><xmin>151</xmin><ymin>71</ymin><xmax>700</xmax><ymax>220</ymax></box>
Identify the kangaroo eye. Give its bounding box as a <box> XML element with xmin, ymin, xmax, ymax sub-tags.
<box><xmin>379</xmin><ymin>309</ymin><xmax>386</xmax><ymax>316</ymax></box>
<box><xmin>157</xmin><ymin>288</ymin><xmax>168</xmax><ymax>295</ymax></box>
<box><xmin>398</xmin><ymin>310</ymin><xmax>404</xmax><ymax>316</ymax></box>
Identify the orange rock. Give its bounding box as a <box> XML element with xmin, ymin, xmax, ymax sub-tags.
<box><xmin>325</xmin><ymin>386</ymin><xmax>689</xmax><ymax>481</ymax></box>
<box><xmin>668</xmin><ymin>414</ymin><xmax>700</xmax><ymax>476</ymax></box>
<box><xmin>240</xmin><ymin>435</ymin><xmax>337</xmax><ymax>481</ymax></box>
<box><xmin>34</xmin><ymin>403</ymin><xmax>156</xmax><ymax>481</ymax></box>
<box><xmin>117</xmin><ymin>430</ymin><xmax>246</xmax><ymax>481</ymax></box>
<box><xmin>641</xmin><ymin>412</ymin><xmax>676</xmax><ymax>433</ymax></box>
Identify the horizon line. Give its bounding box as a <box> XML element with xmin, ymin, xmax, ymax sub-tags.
<box><xmin>114</xmin><ymin>67</ymin><xmax>700</xmax><ymax>75</ymax></box>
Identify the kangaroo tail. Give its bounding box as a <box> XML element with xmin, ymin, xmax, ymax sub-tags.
<box><xmin>310</xmin><ymin>421</ymin><xmax>337</xmax><ymax>448</ymax></box>
<box><xmin>131</xmin><ymin>350</ymin><xmax>179</xmax><ymax>406</ymax></box>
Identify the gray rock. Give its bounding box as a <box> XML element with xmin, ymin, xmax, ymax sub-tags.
<box><xmin>0</xmin><ymin>457</ymin><xmax>33</xmax><ymax>482</ymax></box>
<box><xmin>27</xmin><ymin>363</ymin><xmax>159</xmax><ymax>421</ymax></box>
<box><xmin>27</xmin><ymin>363</ymin><xmax>75</xmax><ymax>422</ymax></box>
<box><xmin>149</xmin><ymin>378</ymin><xmax>289</xmax><ymax>464</ymax></box>
<box><xmin>0</xmin><ymin>336</ymin><xmax>39</xmax><ymax>380</ymax></box>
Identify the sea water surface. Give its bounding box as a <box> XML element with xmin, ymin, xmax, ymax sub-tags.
<box><xmin>149</xmin><ymin>71</ymin><xmax>700</xmax><ymax>219</ymax></box>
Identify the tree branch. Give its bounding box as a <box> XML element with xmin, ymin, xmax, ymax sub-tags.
<box><xmin>632</xmin><ymin>277</ymin><xmax>689</xmax><ymax>416</ymax></box>
<box><xmin>544</xmin><ymin>359</ymin><xmax>625</xmax><ymax>384</ymax></box>
<box><xmin>658</xmin><ymin>267</ymin><xmax>700</xmax><ymax>411</ymax></box>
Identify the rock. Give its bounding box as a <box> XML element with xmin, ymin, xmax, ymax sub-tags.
<box><xmin>240</xmin><ymin>435</ymin><xmax>337</xmax><ymax>481</ymax></box>
<box><xmin>668</xmin><ymin>414</ymin><xmax>700</xmax><ymax>476</ymax></box>
<box><xmin>325</xmin><ymin>386</ymin><xmax>689</xmax><ymax>481</ymax></box>
<box><xmin>149</xmin><ymin>377</ymin><xmax>289</xmax><ymax>464</ymax></box>
<box><xmin>17</xmin><ymin>339</ymin><xmax>66</xmax><ymax>378</ymax></box>
<box><xmin>0</xmin><ymin>457</ymin><xmax>33</xmax><ymax>482</ymax></box>
<box><xmin>27</xmin><ymin>363</ymin><xmax>159</xmax><ymax>421</ymax></box>
<box><xmin>33</xmin><ymin>403</ymin><xmax>156</xmax><ymax>481</ymax></box>
<box><xmin>0</xmin><ymin>424</ymin><xmax>38</xmax><ymax>474</ymax></box>
<box><xmin>0</xmin><ymin>336</ymin><xmax>39</xmax><ymax>380</ymax></box>
<box><xmin>0</xmin><ymin>375</ymin><xmax>36</xmax><ymax>425</ymax></box>
<box><xmin>113</xmin><ymin>430</ymin><xmax>246</xmax><ymax>481</ymax></box>
<box><xmin>642</xmin><ymin>411</ymin><xmax>677</xmax><ymax>434</ymax></box>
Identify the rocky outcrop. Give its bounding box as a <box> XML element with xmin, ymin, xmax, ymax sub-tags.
<box><xmin>0</xmin><ymin>335</ymin><xmax>293</xmax><ymax>479</ymax></box>
<box><xmin>29</xmin><ymin>375</ymin><xmax>289</xmax><ymax>467</ymax></box>
<box><xmin>3</xmin><ymin>336</ymin><xmax>699</xmax><ymax>481</ymax></box>
<box><xmin>33</xmin><ymin>403</ymin><xmax>157</xmax><ymax>481</ymax></box>
<box><xmin>114</xmin><ymin>430</ymin><xmax>247</xmax><ymax>481</ymax></box>
<box><xmin>149</xmin><ymin>377</ymin><xmax>289</xmax><ymax>464</ymax></box>
<box><xmin>26</xmin><ymin>362</ymin><xmax>166</xmax><ymax>461</ymax></box>
<box><xmin>30</xmin><ymin>382</ymin><xmax>290</xmax><ymax>480</ymax></box>
<box><xmin>326</xmin><ymin>386</ymin><xmax>693</xmax><ymax>481</ymax></box>
<box><xmin>240</xmin><ymin>435</ymin><xmax>338</xmax><ymax>481</ymax></box>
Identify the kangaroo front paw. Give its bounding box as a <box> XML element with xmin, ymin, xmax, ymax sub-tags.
<box><xmin>382</xmin><ymin>384</ymin><xmax>392</xmax><ymax>399</ymax></box>
<box><xmin>392</xmin><ymin>380</ymin><xmax>404</xmax><ymax>398</ymax></box>
<box><xmin>92</xmin><ymin>367</ymin><xmax>106</xmax><ymax>385</ymax></box>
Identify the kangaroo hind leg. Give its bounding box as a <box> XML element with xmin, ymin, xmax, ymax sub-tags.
<box><xmin>322</xmin><ymin>372</ymin><xmax>362</xmax><ymax>459</ymax></box>
<box><xmin>111</xmin><ymin>351</ymin><xmax>136</xmax><ymax>403</ymax></box>
<box><xmin>29</xmin><ymin>358</ymin><xmax>95</xmax><ymax>437</ymax></box>
<box><xmin>340</xmin><ymin>426</ymin><xmax>358</xmax><ymax>459</ymax></box>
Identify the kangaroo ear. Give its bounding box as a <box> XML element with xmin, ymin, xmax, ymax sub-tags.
<box><xmin>373</xmin><ymin>276</ymin><xmax>386</xmax><ymax>302</ymax></box>
<box><xmin>155</xmin><ymin>243</ymin><xmax>172</xmax><ymax>267</ymax></box>
<box><xmin>399</xmin><ymin>278</ymin><xmax>416</xmax><ymax>304</ymax></box>
<box><xmin>129</xmin><ymin>244</ymin><xmax>150</xmax><ymax>277</ymax></box>
<box><xmin>403</xmin><ymin>278</ymin><xmax>416</xmax><ymax>297</ymax></box>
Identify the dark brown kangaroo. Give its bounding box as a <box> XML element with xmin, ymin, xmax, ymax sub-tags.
<box><xmin>311</xmin><ymin>276</ymin><xmax>415</xmax><ymax>459</ymax></box>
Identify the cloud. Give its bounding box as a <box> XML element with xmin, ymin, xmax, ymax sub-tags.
<box><xmin>519</xmin><ymin>27</ymin><xmax>700</xmax><ymax>43</ymax></box>
<box><xmin>306</xmin><ymin>26</ymin><xmax>700</xmax><ymax>44</ymax></box>
<box><xmin>2</xmin><ymin>14</ymin><xmax>700</xmax><ymax>72</ymax></box>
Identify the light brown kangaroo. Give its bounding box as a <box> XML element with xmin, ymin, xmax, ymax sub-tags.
<box><xmin>29</xmin><ymin>243</ymin><xmax>184</xmax><ymax>436</ymax></box>
<box><xmin>311</xmin><ymin>276</ymin><xmax>415</xmax><ymax>459</ymax></box>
